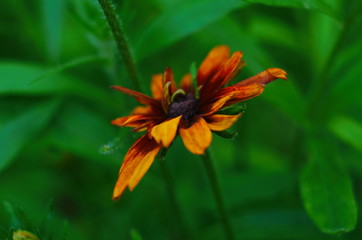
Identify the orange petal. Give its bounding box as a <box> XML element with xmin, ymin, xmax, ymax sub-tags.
<box><xmin>151</xmin><ymin>115</ymin><xmax>182</xmax><ymax>148</ymax></box>
<box><xmin>131</xmin><ymin>106</ymin><xmax>151</xmax><ymax>115</ymax></box>
<box><xmin>199</xmin><ymin>94</ymin><xmax>234</xmax><ymax>116</ymax></box>
<box><xmin>111</xmin><ymin>85</ymin><xmax>160</xmax><ymax>108</ymax></box>
<box><xmin>113</xmin><ymin>134</ymin><xmax>162</xmax><ymax>200</ymax></box>
<box><xmin>151</xmin><ymin>74</ymin><xmax>163</xmax><ymax>99</ymax></box>
<box><xmin>217</xmin><ymin>83</ymin><xmax>265</xmax><ymax>107</ymax></box>
<box><xmin>200</xmin><ymin>51</ymin><xmax>244</xmax><ymax>97</ymax></box>
<box><xmin>197</xmin><ymin>45</ymin><xmax>230</xmax><ymax>86</ymax></box>
<box><xmin>180</xmin><ymin>73</ymin><xmax>193</xmax><ymax>93</ymax></box>
<box><xmin>179</xmin><ymin>117</ymin><xmax>212</xmax><ymax>155</ymax></box>
<box><xmin>235</xmin><ymin>68</ymin><xmax>287</xmax><ymax>86</ymax></box>
<box><xmin>205</xmin><ymin>113</ymin><xmax>241</xmax><ymax>131</ymax></box>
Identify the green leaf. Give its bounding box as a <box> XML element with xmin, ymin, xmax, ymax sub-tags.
<box><xmin>241</xmin><ymin>0</ymin><xmax>340</xmax><ymax>18</ymax></box>
<box><xmin>213</xmin><ymin>130</ymin><xmax>238</xmax><ymax>139</ymax></box>
<box><xmin>134</xmin><ymin>0</ymin><xmax>246</xmax><ymax>60</ymax></box>
<box><xmin>0</xmin><ymin>99</ymin><xmax>60</xmax><ymax>171</ymax></box>
<box><xmin>300</xmin><ymin>136</ymin><xmax>357</xmax><ymax>234</ymax></box>
<box><xmin>329</xmin><ymin>116</ymin><xmax>362</xmax><ymax>152</ymax></box>
<box><xmin>130</xmin><ymin>229</ymin><xmax>143</xmax><ymax>240</ymax></box>
<box><xmin>0</xmin><ymin>62</ymin><xmax>109</xmax><ymax>105</ymax></box>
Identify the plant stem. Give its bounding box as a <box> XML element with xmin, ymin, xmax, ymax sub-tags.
<box><xmin>201</xmin><ymin>150</ymin><xmax>234</xmax><ymax>240</ymax></box>
<box><xmin>158</xmin><ymin>149</ymin><xmax>187</xmax><ymax>239</ymax></box>
<box><xmin>97</xmin><ymin>0</ymin><xmax>141</xmax><ymax>91</ymax></box>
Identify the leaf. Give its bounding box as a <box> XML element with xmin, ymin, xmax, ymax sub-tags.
<box><xmin>241</xmin><ymin>0</ymin><xmax>341</xmax><ymax>18</ymax></box>
<box><xmin>0</xmin><ymin>62</ymin><xmax>110</xmax><ymax>105</ymax></box>
<box><xmin>47</xmin><ymin>103</ymin><xmax>122</xmax><ymax>163</ymax></box>
<box><xmin>0</xmin><ymin>99</ymin><xmax>60</xmax><ymax>171</ymax></box>
<box><xmin>300</xmin><ymin>136</ymin><xmax>357</xmax><ymax>234</ymax></box>
<box><xmin>328</xmin><ymin>116</ymin><xmax>362</xmax><ymax>152</ymax></box>
<box><xmin>130</xmin><ymin>229</ymin><xmax>143</xmax><ymax>240</ymax></box>
<box><xmin>134</xmin><ymin>0</ymin><xmax>247</xmax><ymax>60</ymax></box>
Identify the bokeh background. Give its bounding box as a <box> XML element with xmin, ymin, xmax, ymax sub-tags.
<box><xmin>1</xmin><ymin>0</ymin><xmax>362</xmax><ymax>239</ymax></box>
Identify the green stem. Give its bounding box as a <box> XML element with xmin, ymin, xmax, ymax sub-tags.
<box><xmin>158</xmin><ymin>149</ymin><xmax>187</xmax><ymax>239</ymax></box>
<box><xmin>97</xmin><ymin>0</ymin><xmax>141</xmax><ymax>91</ymax></box>
<box><xmin>201</xmin><ymin>150</ymin><xmax>234</xmax><ymax>240</ymax></box>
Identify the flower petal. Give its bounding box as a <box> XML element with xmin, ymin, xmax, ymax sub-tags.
<box><xmin>151</xmin><ymin>115</ymin><xmax>182</xmax><ymax>148</ymax></box>
<box><xmin>111</xmin><ymin>85</ymin><xmax>160</xmax><ymax>108</ymax></box>
<box><xmin>180</xmin><ymin>73</ymin><xmax>193</xmax><ymax>93</ymax></box>
<box><xmin>205</xmin><ymin>113</ymin><xmax>241</xmax><ymax>131</ymax></box>
<box><xmin>113</xmin><ymin>134</ymin><xmax>162</xmax><ymax>200</ymax></box>
<box><xmin>197</xmin><ymin>45</ymin><xmax>230</xmax><ymax>86</ymax></box>
<box><xmin>151</xmin><ymin>74</ymin><xmax>163</xmax><ymax>99</ymax></box>
<box><xmin>162</xmin><ymin>67</ymin><xmax>177</xmax><ymax>93</ymax></box>
<box><xmin>235</xmin><ymin>68</ymin><xmax>287</xmax><ymax>86</ymax></box>
<box><xmin>131</xmin><ymin>106</ymin><xmax>151</xmax><ymax>115</ymax></box>
<box><xmin>179</xmin><ymin>117</ymin><xmax>212</xmax><ymax>155</ymax></box>
<box><xmin>200</xmin><ymin>51</ymin><xmax>244</xmax><ymax>97</ymax></box>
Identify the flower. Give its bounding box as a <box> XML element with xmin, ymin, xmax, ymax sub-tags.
<box><xmin>110</xmin><ymin>45</ymin><xmax>287</xmax><ymax>199</ymax></box>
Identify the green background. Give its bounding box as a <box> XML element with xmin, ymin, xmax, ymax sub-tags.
<box><xmin>1</xmin><ymin>0</ymin><xmax>361</xmax><ymax>239</ymax></box>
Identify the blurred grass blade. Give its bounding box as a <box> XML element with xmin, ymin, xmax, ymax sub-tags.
<box><xmin>0</xmin><ymin>99</ymin><xmax>60</xmax><ymax>171</ymax></box>
<box><xmin>134</xmin><ymin>0</ymin><xmax>247</xmax><ymax>60</ymax></box>
<box><xmin>0</xmin><ymin>62</ymin><xmax>109</xmax><ymax>105</ymax></box>
<box><xmin>300</xmin><ymin>136</ymin><xmax>357</xmax><ymax>234</ymax></box>
<box><xmin>42</xmin><ymin>0</ymin><xmax>65</xmax><ymax>61</ymax></box>
<box><xmin>240</xmin><ymin>0</ymin><xmax>340</xmax><ymax>18</ymax></box>
<box><xmin>29</xmin><ymin>55</ymin><xmax>105</xmax><ymax>85</ymax></box>
<box><xmin>328</xmin><ymin>116</ymin><xmax>362</xmax><ymax>152</ymax></box>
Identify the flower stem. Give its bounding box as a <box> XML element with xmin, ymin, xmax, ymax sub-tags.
<box><xmin>201</xmin><ymin>150</ymin><xmax>234</xmax><ymax>240</ymax></box>
<box><xmin>97</xmin><ymin>0</ymin><xmax>141</xmax><ymax>91</ymax></box>
<box><xmin>158</xmin><ymin>149</ymin><xmax>188</xmax><ymax>239</ymax></box>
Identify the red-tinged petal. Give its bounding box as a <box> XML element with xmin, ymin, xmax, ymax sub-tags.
<box><xmin>151</xmin><ymin>115</ymin><xmax>182</xmax><ymax>148</ymax></box>
<box><xmin>111</xmin><ymin>85</ymin><xmax>160</xmax><ymax>108</ymax></box>
<box><xmin>151</xmin><ymin>74</ymin><xmax>163</xmax><ymax>99</ymax></box>
<box><xmin>111</xmin><ymin>114</ymin><xmax>163</xmax><ymax>128</ymax></box>
<box><xmin>201</xmin><ymin>51</ymin><xmax>244</xmax><ymax>97</ymax></box>
<box><xmin>235</xmin><ymin>68</ymin><xmax>287</xmax><ymax>86</ymax></box>
<box><xmin>113</xmin><ymin>134</ymin><xmax>162</xmax><ymax>199</ymax></box>
<box><xmin>163</xmin><ymin>67</ymin><xmax>177</xmax><ymax>93</ymax></box>
<box><xmin>180</xmin><ymin>73</ymin><xmax>193</xmax><ymax>93</ymax></box>
<box><xmin>179</xmin><ymin>117</ymin><xmax>212</xmax><ymax>155</ymax></box>
<box><xmin>205</xmin><ymin>113</ymin><xmax>242</xmax><ymax>131</ymax></box>
<box><xmin>197</xmin><ymin>45</ymin><xmax>230</xmax><ymax>86</ymax></box>
<box><xmin>199</xmin><ymin>94</ymin><xmax>234</xmax><ymax>116</ymax></box>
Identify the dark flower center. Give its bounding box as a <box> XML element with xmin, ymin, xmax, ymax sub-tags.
<box><xmin>167</xmin><ymin>93</ymin><xmax>198</xmax><ymax>120</ymax></box>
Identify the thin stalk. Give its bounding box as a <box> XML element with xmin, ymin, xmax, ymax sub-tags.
<box><xmin>158</xmin><ymin>149</ymin><xmax>187</xmax><ymax>239</ymax></box>
<box><xmin>98</xmin><ymin>0</ymin><xmax>141</xmax><ymax>91</ymax></box>
<box><xmin>201</xmin><ymin>150</ymin><xmax>234</xmax><ymax>240</ymax></box>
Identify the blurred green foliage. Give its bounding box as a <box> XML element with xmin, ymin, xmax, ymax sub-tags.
<box><xmin>1</xmin><ymin>0</ymin><xmax>362</xmax><ymax>239</ymax></box>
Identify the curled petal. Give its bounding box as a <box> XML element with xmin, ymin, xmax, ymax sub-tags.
<box><xmin>151</xmin><ymin>74</ymin><xmax>163</xmax><ymax>99</ymax></box>
<box><xmin>179</xmin><ymin>117</ymin><xmax>212</xmax><ymax>155</ymax></box>
<box><xmin>215</xmin><ymin>83</ymin><xmax>265</xmax><ymax>107</ymax></box>
<box><xmin>151</xmin><ymin>115</ymin><xmax>182</xmax><ymax>148</ymax></box>
<box><xmin>235</xmin><ymin>68</ymin><xmax>287</xmax><ymax>86</ymax></box>
<box><xmin>113</xmin><ymin>134</ymin><xmax>162</xmax><ymax>200</ymax></box>
<box><xmin>197</xmin><ymin>45</ymin><xmax>230</xmax><ymax>86</ymax></box>
<box><xmin>111</xmin><ymin>85</ymin><xmax>161</xmax><ymax>108</ymax></box>
<box><xmin>205</xmin><ymin>113</ymin><xmax>242</xmax><ymax>131</ymax></box>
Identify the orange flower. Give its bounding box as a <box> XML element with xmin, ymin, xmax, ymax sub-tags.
<box><xmin>111</xmin><ymin>45</ymin><xmax>287</xmax><ymax>199</ymax></box>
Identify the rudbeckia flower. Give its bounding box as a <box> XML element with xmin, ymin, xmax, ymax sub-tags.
<box><xmin>111</xmin><ymin>45</ymin><xmax>287</xmax><ymax>199</ymax></box>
